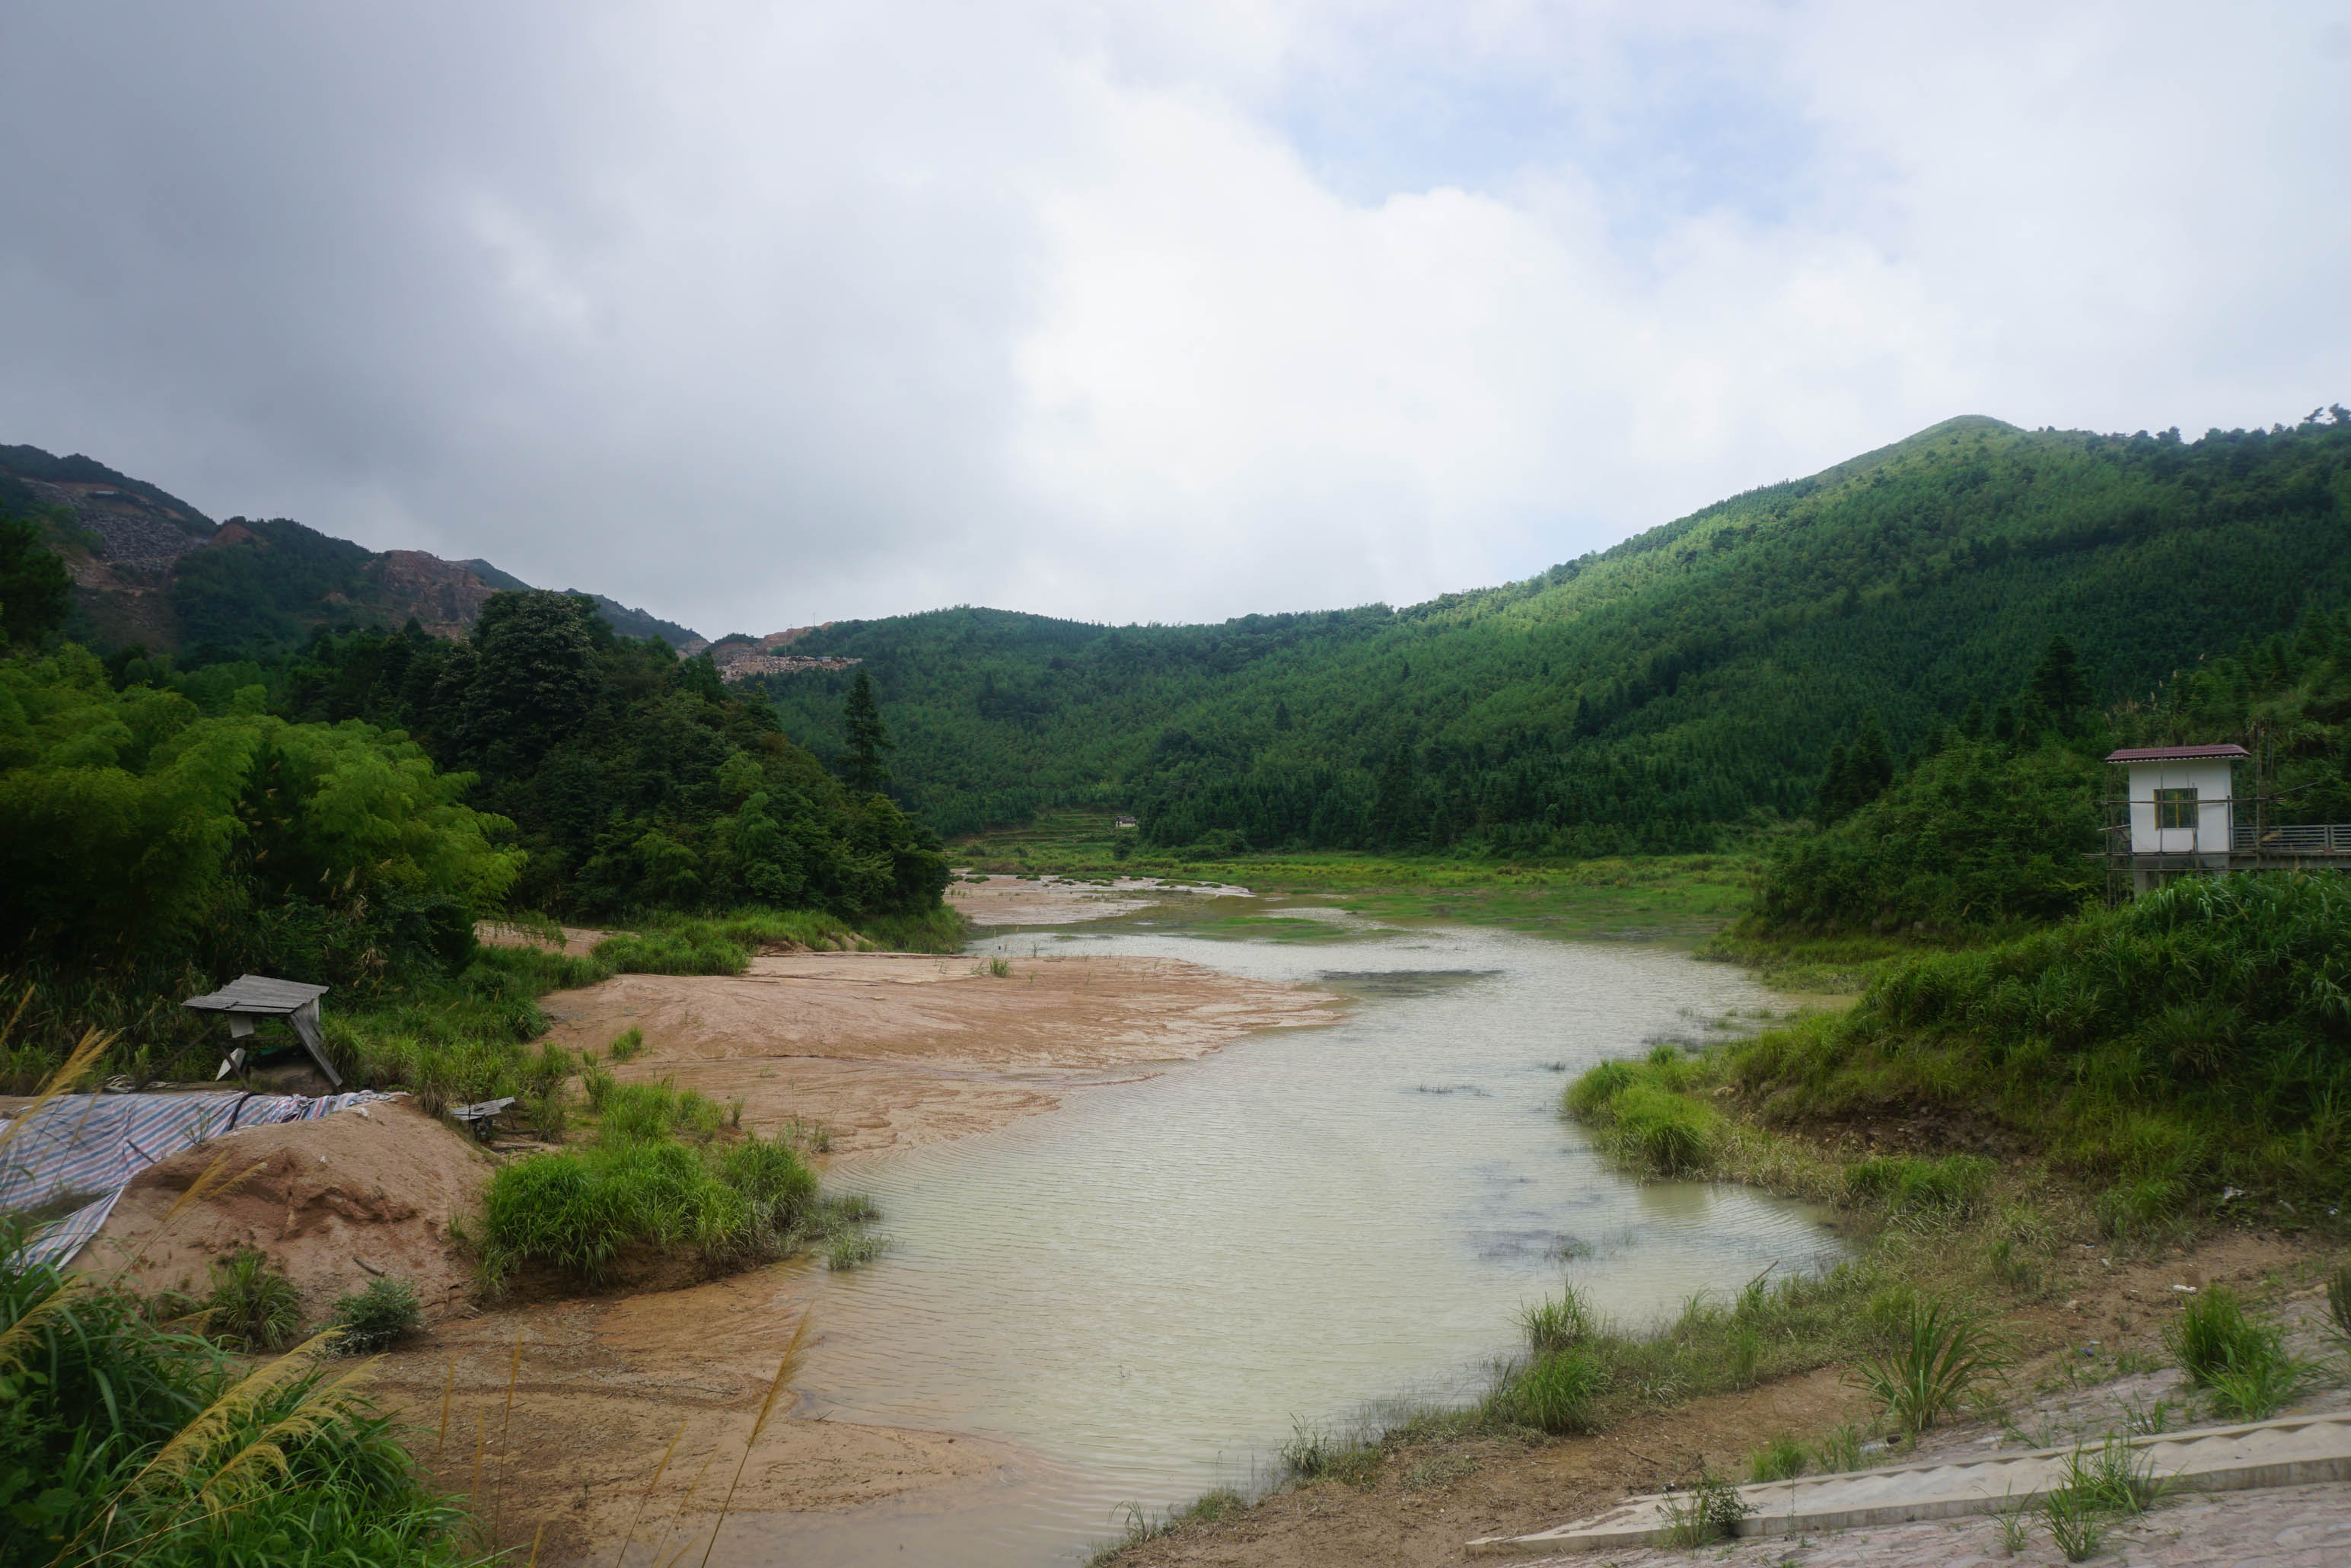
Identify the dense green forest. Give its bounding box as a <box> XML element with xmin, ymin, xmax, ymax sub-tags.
<box><xmin>763</xmin><ymin>412</ymin><xmax>2351</xmax><ymax>850</ymax></box>
<box><xmin>1757</xmin><ymin>599</ymin><xmax>2351</xmax><ymax>937</ymax></box>
<box><xmin>0</xmin><ymin>575</ymin><xmax>948</xmax><ymax>1001</ymax></box>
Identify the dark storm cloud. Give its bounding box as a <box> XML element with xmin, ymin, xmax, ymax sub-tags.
<box><xmin>1</xmin><ymin>2</ymin><xmax>2345</xmax><ymax>633</ymax></box>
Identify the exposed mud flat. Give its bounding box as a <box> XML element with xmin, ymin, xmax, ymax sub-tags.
<box><xmin>371</xmin><ymin>1266</ymin><xmax>1024</xmax><ymax>1568</ymax></box>
<box><xmin>948</xmin><ymin>874</ymin><xmax>1251</xmax><ymax>928</ymax></box>
<box><xmin>352</xmin><ymin>945</ymin><xmax>1342</xmax><ymax>1561</ymax></box>
<box><xmin>539</xmin><ymin>950</ymin><xmax>1340</xmax><ymax>1155</ymax></box>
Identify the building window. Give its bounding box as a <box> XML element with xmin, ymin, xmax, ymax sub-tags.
<box><xmin>2155</xmin><ymin>787</ymin><xmax>2198</xmax><ymax>830</ymax></box>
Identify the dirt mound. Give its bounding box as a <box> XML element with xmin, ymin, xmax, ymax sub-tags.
<box><xmin>83</xmin><ymin>1098</ymin><xmax>495</xmax><ymax>1324</ymax></box>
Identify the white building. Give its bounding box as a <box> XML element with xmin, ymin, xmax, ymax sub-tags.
<box><xmin>2104</xmin><ymin>743</ymin><xmax>2247</xmax><ymax>890</ymax></box>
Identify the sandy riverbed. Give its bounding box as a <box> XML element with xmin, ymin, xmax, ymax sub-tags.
<box><xmin>537</xmin><ymin>947</ymin><xmax>1336</xmax><ymax>1156</ymax></box>
<box><xmin>362</xmin><ymin>935</ymin><xmax>1341</xmax><ymax>1562</ymax></box>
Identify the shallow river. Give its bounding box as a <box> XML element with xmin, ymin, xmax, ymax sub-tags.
<box><xmin>747</xmin><ymin>906</ymin><xmax>1840</xmax><ymax>1565</ymax></box>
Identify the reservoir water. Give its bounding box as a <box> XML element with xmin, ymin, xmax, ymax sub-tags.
<box><xmin>747</xmin><ymin>904</ymin><xmax>1841</xmax><ymax>1565</ymax></box>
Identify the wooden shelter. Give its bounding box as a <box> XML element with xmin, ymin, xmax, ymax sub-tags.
<box><xmin>183</xmin><ymin>974</ymin><xmax>342</xmax><ymax>1088</ymax></box>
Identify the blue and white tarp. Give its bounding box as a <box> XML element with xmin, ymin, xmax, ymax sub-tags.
<box><xmin>0</xmin><ymin>1090</ymin><xmax>394</xmax><ymax>1267</ymax></box>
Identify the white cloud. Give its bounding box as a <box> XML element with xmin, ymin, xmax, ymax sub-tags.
<box><xmin>0</xmin><ymin>1</ymin><xmax>2341</xmax><ymax>634</ymax></box>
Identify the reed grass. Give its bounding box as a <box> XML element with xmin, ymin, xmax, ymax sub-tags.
<box><xmin>699</xmin><ymin>1312</ymin><xmax>811</xmax><ymax>1567</ymax></box>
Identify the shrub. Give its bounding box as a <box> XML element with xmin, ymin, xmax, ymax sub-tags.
<box><xmin>202</xmin><ymin>1248</ymin><xmax>305</xmax><ymax>1352</ymax></box>
<box><xmin>608</xmin><ymin>1027</ymin><xmax>644</xmax><ymax>1063</ymax></box>
<box><xmin>1731</xmin><ymin>873</ymin><xmax>2351</xmax><ymax>1202</ymax></box>
<box><xmin>330</xmin><ymin>1276</ymin><xmax>423</xmax><ymax>1353</ymax></box>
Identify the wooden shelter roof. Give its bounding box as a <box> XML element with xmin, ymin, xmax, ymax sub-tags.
<box><xmin>183</xmin><ymin>975</ymin><xmax>330</xmax><ymax>1015</ymax></box>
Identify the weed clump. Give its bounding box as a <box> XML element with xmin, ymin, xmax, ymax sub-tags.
<box><xmin>1853</xmin><ymin>1296</ymin><xmax>2006</xmax><ymax>1436</ymax></box>
<box><xmin>1508</xmin><ymin>1349</ymin><xmax>1607</xmax><ymax>1434</ymax></box>
<box><xmin>330</xmin><ymin>1276</ymin><xmax>423</xmax><ymax>1353</ymax></box>
<box><xmin>201</xmin><ymin>1247</ymin><xmax>305</xmax><ymax>1352</ymax></box>
<box><xmin>1521</xmin><ymin>1284</ymin><xmax>1594</xmax><ymax>1355</ymax></box>
<box><xmin>0</xmin><ymin>1232</ymin><xmax>471</xmax><ymax>1565</ymax></box>
<box><xmin>608</xmin><ymin>1027</ymin><xmax>644</xmax><ymax>1063</ymax></box>
<box><xmin>1658</xmin><ymin>1468</ymin><xmax>1750</xmax><ymax>1547</ymax></box>
<box><xmin>479</xmin><ymin>1129</ymin><xmax>820</xmax><ymax>1286</ymax></box>
<box><xmin>1564</xmin><ymin>1062</ymin><xmax>1723</xmax><ymax>1176</ymax></box>
<box><xmin>1843</xmin><ymin>1154</ymin><xmax>1993</xmax><ymax>1218</ymax></box>
<box><xmin>1747</xmin><ymin>1433</ymin><xmax>1805</xmax><ymax>1483</ymax></box>
<box><xmin>2165</xmin><ymin>1286</ymin><xmax>2310</xmax><ymax>1419</ymax></box>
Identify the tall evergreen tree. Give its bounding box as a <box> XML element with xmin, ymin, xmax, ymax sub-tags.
<box><xmin>0</xmin><ymin>515</ymin><xmax>70</xmax><ymax>645</ymax></box>
<box><xmin>2026</xmin><ymin>634</ymin><xmax>2095</xmax><ymax>735</ymax></box>
<box><xmin>840</xmin><ymin>667</ymin><xmax>894</xmax><ymax>792</ymax></box>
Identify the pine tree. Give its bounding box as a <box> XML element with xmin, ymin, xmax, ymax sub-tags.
<box><xmin>840</xmin><ymin>668</ymin><xmax>894</xmax><ymax>792</ymax></box>
<box><xmin>2026</xmin><ymin>634</ymin><xmax>2094</xmax><ymax>735</ymax></box>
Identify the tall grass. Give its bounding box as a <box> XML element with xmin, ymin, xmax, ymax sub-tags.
<box><xmin>476</xmin><ymin>1098</ymin><xmax>846</xmax><ymax>1287</ymax></box>
<box><xmin>1563</xmin><ymin>1063</ymin><xmax>1724</xmax><ymax>1177</ymax></box>
<box><xmin>1727</xmin><ymin>873</ymin><xmax>2351</xmax><ymax>1203</ymax></box>
<box><xmin>2165</xmin><ymin>1286</ymin><xmax>2311</xmax><ymax>1419</ymax></box>
<box><xmin>0</xmin><ymin>1228</ymin><xmax>473</xmax><ymax>1567</ymax></box>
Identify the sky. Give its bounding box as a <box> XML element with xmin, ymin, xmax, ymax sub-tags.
<box><xmin>2</xmin><ymin>2</ymin><xmax>2346</xmax><ymax>637</ymax></box>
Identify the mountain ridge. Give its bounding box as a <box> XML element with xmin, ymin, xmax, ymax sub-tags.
<box><xmin>2</xmin><ymin>443</ymin><xmax>705</xmax><ymax>653</ymax></box>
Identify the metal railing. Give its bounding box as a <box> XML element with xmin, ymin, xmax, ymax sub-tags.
<box><xmin>2232</xmin><ymin>823</ymin><xmax>2351</xmax><ymax>855</ymax></box>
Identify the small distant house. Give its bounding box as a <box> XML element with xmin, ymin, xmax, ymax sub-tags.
<box><xmin>2103</xmin><ymin>741</ymin><xmax>2351</xmax><ymax>896</ymax></box>
<box><xmin>2107</xmin><ymin>744</ymin><xmax>2245</xmax><ymax>870</ymax></box>
<box><xmin>1113</xmin><ymin>814</ymin><xmax>1139</xmax><ymax>830</ymax></box>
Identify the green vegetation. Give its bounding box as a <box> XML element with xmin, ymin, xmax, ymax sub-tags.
<box><xmin>1745</xmin><ymin>1433</ymin><xmax>1806</xmax><ymax>1483</ymax></box>
<box><xmin>2037</xmin><ymin>1436</ymin><xmax>2166</xmax><ymax>1562</ymax></box>
<box><xmin>330</xmin><ymin>1277</ymin><xmax>425</xmax><ymax>1354</ymax></box>
<box><xmin>1728</xmin><ymin>873</ymin><xmax>2351</xmax><ymax>1209</ymax></box>
<box><xmin>2165</xmin><ymin>1286</ymin><xmax>2312</xmax><ymax>1420</ymax></box>
<box><xmin>475</xmin><ymin>1073</ymin><xmax>874</xmax><ymax>1289</ymax></box>
<box><xmin>196</xmin><ymin>1248</ymin><xmax>307</xmax><ymax>1354</ymax></box>
<box><xmin>240</xmin><ymin>590</ymin><xmax>951</xmax><ymax>919</ymax></box>
<box><xmin>0</xmin><ymin>1230</ymin><xmax>473</xmax><ymax>1568</ymax></box>
<box><xmin>1657</xmin><ymin>1469</ymin><xmax>1751</xmax><ymax>1547</ymax></box>
<box><xmin>769</xmin><ymin>414</ymin><xmax>2351</xmax><ymax>855</ymax></box>
<box><xmin>1855</xmin><ymin>1296</ymin><xmax>2008</xmax><ymax>1436</ymax></box>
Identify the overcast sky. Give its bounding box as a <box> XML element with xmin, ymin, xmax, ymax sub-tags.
<box><xmin>2</xmin><ymin>2</ymin><xmax>2346</xmax><ymax>636</ymax></box>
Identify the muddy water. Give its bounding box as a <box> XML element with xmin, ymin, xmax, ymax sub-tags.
<box><xmin>743</xmin><ymin>911</ymin><xmax>1840</xmax><ymax>1566</ymax></box>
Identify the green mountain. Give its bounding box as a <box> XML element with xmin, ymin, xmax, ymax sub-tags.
<box><xmin>759</xmin><ymin>412</ymin><xmax>2351</xmax><ymax>847</ymax></box>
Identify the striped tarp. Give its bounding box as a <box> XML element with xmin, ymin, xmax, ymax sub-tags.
<box><xmin>0</xmin><ymin>1090</ymin><xmax>394</xmax><ymax>1268</ymax></box>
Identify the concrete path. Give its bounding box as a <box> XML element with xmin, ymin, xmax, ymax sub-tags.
<box><xmin>1466</xmin><ymin>1411</ymin><xmax>2351</xmax><ymax>1554</ymax></box>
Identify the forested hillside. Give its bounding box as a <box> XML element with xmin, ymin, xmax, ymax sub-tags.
<box><xmin>764</xmin><ymin>412</ymin><xmax>2351</xmax><ymax>849</ymax></box>
<box><xmin>0</xmin><ymin>442</ymin><xmax>702</xmax><ymax>657</ymax></box>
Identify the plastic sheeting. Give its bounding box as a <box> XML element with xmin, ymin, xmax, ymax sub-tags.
<box><xmin>0</xmin><ymin>1090</ymin><xmax>393</xmax><ymax>1267</ymax></box>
